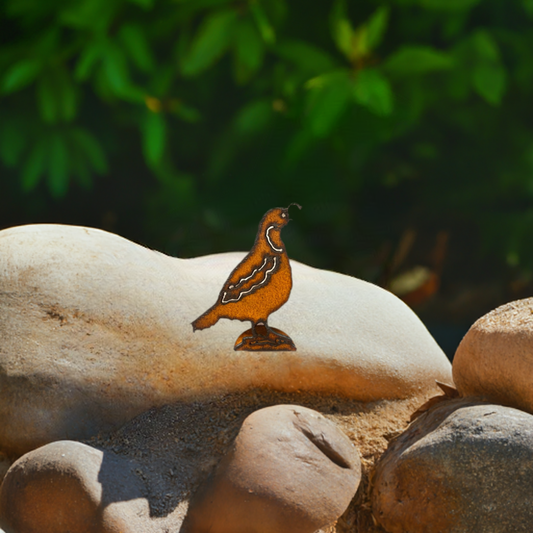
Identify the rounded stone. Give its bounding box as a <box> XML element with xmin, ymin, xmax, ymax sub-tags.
<box><xmin>453</xmin><ymin>298</ymin><xmax>533</xmax><ymax>414</ymax></box>
<box><xmin>0</xmin><ymin>224</ymin><xmax>451</xmax><ymax>457</ymax></box>
<box><xmin>0</xmin><ymin>441</ymin><xmax>148</xmax><ymax>533</ymax></box>
<box><xmin>371</xmin><ymin>399</ymin><xmax>533</xmax><ymax>533</ymax></box>
<box><xmin>184</xmin><ymin>405</ymin><xmax>361</xmax><ymax>533</ymax></box>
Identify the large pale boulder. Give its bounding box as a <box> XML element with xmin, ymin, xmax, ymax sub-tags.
<box><xmin>453</xmin><ymin>298</ymin><xmax>533</xmax><ymax>414</ymax></box>
<box><xmin>0</xmin><ymin>224</ymin><xmax>451</xmax><ymax>456</ymax></box>
<box><xmin>372</xmin><ymin>399</ymin><xmax>533</xmax><ymax>533</ymax></box>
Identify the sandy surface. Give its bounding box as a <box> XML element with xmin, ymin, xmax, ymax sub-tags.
<box><xmin>87</xmin><ymin>389</ymin><xmax>427</xmax><ymax>533</ymax></box>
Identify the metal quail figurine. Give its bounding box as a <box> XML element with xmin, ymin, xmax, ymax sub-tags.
<box><xmin>191</xmin><ymin>204</ymin><xmax>301</xmax><ymax>351</ymax></box>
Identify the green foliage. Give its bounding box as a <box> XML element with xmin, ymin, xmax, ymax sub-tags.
<box><xmin>1</xmin><ymin>0</ymin><xmax>533</xmax><ymax>277</ymax></box>
<box><xmin>331</xmin><ymin>2</ymin><xmax>389</xmax><ymax>63</ymax></box>
<box><xmin>2</xmin><ymin>60</ymin><xmax>42</xmax><ymax>94</ymax></box>
<box><xmin>354</xmin><ymin>69</ymin><xmax>393</xmax><ymax>116</ymax></box>
<box><xmin>143</xmin><ymin>110</ymin><xmax>166</xmax><ymax>166</ymax></box>
<box><xmin>181</xmin><ymin>9</ymin><xmax>238</xmax><ymax>76</ymax></box>
<box><xmin>384</xmin><ymin>46</ymin><xmax>454</xmax><ymax>74</ymax></box>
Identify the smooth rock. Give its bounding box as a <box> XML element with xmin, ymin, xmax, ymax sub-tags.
<box><xmin>371</xmin><ymin>399</ymin><xmax>533</xmax><ymax>533</ymax></box>
<box><xmin>0</xmin><ymin>224</ymin><xmax>451</xmax><ymax>456</ymax></box>
<box><xmin>0</xmin><ymin>398</ymin><xmax>370</xmax><ymax>533</ymax></box>
<box><xmin>0</xmin><ymin>441</ymin><xmax>149</xmax><ymax>533</ymax></box>
<box><xmin>0</xmin><ymin>455</ymin><xmax>10</xmax><ymax>484</ymax></box>
<box><xmin>184</xmin><ymin>405</ymin><xmax>361</xmax><ymax>533</ymax></box>
<box><xmin>453</xmin><ymin>298</ymin><xmax>533</xmax><ymax>414</ymax></box>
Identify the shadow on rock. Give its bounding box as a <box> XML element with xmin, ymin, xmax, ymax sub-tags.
<box><xmin>0</xmin><ymin>441</ymin><xmax>148</xmax><ymax>533</ymax></box>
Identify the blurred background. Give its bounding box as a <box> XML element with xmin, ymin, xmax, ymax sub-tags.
<box><xmin>1</xmin><ymin>0</ymin><xmax>532</xmax><ymax>358</ymax></box>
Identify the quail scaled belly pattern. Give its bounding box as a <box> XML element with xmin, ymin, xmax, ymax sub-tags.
<box><xmin>191</xmin><ymin>205</ymin><xmax>301</xmax><ymax>340</ymax></box>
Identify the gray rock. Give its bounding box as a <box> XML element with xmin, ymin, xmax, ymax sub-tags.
<box><xmin>184</xmin><ymin>404</ymin><xmax>361</xmax><ymax>533</ymax></box>
<box><xmin>371</xmin><ymin>399</ymin><xmax>533</xmax><ymax>533</ymax></box>
<box><xmin>0</xmin><ymin>224</ymin><xmax>451</xmax><ymax>457</ymax></box>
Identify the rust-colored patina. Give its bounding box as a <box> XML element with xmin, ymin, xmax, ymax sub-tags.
<box><xmin>192</xmin><ymin>205</ymin><xmax>301</xmax><ymax>351</ymax></box>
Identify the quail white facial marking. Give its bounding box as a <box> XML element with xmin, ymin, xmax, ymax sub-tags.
<box><xmin>266</xmin><ymin>225</ymin><xmax>283</xmax><ymax>252</ymax></box>
<box><xmin>222</xmin><ymin>257</ymin><xmax>278</xmax><ymax>303</ymax></box>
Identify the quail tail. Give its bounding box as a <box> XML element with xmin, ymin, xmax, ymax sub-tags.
<box><xmin>191</xmin><ymin>307</ymin><xmax>220</xmax><ymax>331</ymax></box>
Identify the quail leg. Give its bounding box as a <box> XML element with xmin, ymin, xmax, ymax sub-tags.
<box><xmin>253</xmin><ymin>321</ymin><xmax>270</xmax><ymax>338</ymax></box>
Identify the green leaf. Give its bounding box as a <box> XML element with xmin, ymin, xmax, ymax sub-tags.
<box><xmin>37</xmin><ymin>68</ymin><xmax>78</xmax><ymax>123</ymax></box>
<box><xmin>101</xmin><ymin>44</ymin><xmax>143</xmax><ymax>100</ymax></box>
<box><xmin>249</xmin><ymin>1</ymin><xmax>276</xmax><ymax>44</ymax></box>
<box><xmin>234</xmin><ymin>99</ymin><xmax>272</xmax><ymax>134</ymax></box>
<box><xmin>330</xmin><ymin>0</ymin><xmax>354</xmax><ymax>59</ymax></box>
<box><xmin>524</xmin><ymin>0</ymin><xmax>533</xmax><ymax>17</ymax></box>
<box><xmin>37</xmin><ymin>75</ymin><xmax>59</xmax><ymax>123</ymax></box>
<box><xmin>181</xmin><ymin>9</ymin><xmax>238</xmax><ymax>76</ymax></box>
<box><xmin>353</xmin><ymin>69</ymin><xmax>393</xmax><ymax>116</ymax></box>
<box><xmin>384</xmin><ymin>46</ymin><xmax>453</xmax><ymax>74</ymax></box>
<box><xmin>102</xmin><ymin>44</ymin><xmax>130</xmax><ymax>94</ymax></box>
<box><xmin>460</xmin><ymin>31</ymin><xmax>507</xmax><ymax>105</ymax></box>
<box><xmin>22</xmin><ymin>138</ymin><xmax>48</xmax><ymax>191</ymax></box>
<box><xmin>0</xmin><ymin>120</ymin><xmax>27</xmax><ymax>168</ymax></box>
<box><xmin>119</xmin><ymin>23</ymin><xmax>154</xmax><ymax>72</ymax></box>
<box><xmin>306</xmin><ymin>70</ymin><xmax>352</xmax><ymax>137</ymax></box>
<box><xmin>47</xmin><ymin>134</ymin><xmax>69</xmax><ymax>198</ymax></box>
<box><xmin>2</xmin><ymin>59</ymin><xmax>41</xmax><ymax>94</ymax></box>
<box><xmin>472</xmin><ymin>63</ymin><xmax>506</xmax><ymax>105</ymax></box>
<box><xmin>75</xmin><ymin>40</ymin><xmax>105</xmax><ymax>81</ymax></box>
<box><xmin>366</xmin><ymin>6</ymin><xmax>389</xmax><ymax>51</ymax></box>
<box><xmin>273</xmin><ymin>39</ymin><xmax>337</xmax><ymax>75</ymax></box>
<box><xmin>71</xmin><ymin>128</ymin><xmax>108</xmax><ymax>174</ymax></box>
<box><xmin>305</xmin><ymin>69</ymin><xmax>349</xmax><ymax>90</ymax></box>
<box><xmin>330</xmin><ymin>3</ymin><xmax>388</xmax><ymax>61</ymax></box>
<box><xmin>143</xmin><ymin>111</ymin><xmax>166</xmax><ymax>165</ymax></box>
<box><xmin>59</xmin><ymin>0</ymin><xmax>117</xmax><ymax>31</ymax></box>
<box><xmin>233</xmin><ymin>18</ymin><xmax>265</xmax><ymax>83</ymax></box>
<box><xmin>471</xmin><ymin>30</ymin><xmax>500</xmax><ymax>62</ymax></box>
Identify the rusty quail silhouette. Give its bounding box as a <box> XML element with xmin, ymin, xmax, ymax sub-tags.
<box><xmin>192</xmin><ymin>204</ymin><xmax>301</xmax><ymax>350</ymax></box>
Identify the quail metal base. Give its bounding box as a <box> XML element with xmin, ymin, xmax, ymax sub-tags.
<box><xmin>234</xmin><ymin>325</ymin><xmax>296</xmax><ymax>351</ymax></box>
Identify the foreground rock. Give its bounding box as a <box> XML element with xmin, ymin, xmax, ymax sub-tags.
<box><xmin>0</xmin><ymin>403</ymin><xmax>362</xmax><ymax>533</ymax></box>
<box><xmin>0</xmin><ymin>441</ymin><xmax>150</xmax><ymax>533</ymax></box>
<box><xmin>372</xmin><ymin>399</ymin><xmax>533</xmax><ymax>533</ymax></box>
<box><xmin>453</xmin><ymin>298</ymin><xmax>533</xmax><ymax>414</ymax></box>
<box><xmin>184</xmin><ymin>405</ymin><xmax>361</xmax><ymax>533</ymax></box>
<box><xmin>0</xmin><ymin>224</ymin><xmax>451</xmax><ymax>456</ymax></box>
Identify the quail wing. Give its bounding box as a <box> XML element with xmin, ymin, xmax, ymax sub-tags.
<box><xmin>218</xmin><ymin>254</ymin><xmax>278</xmax><ymax>304</ymax></box>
